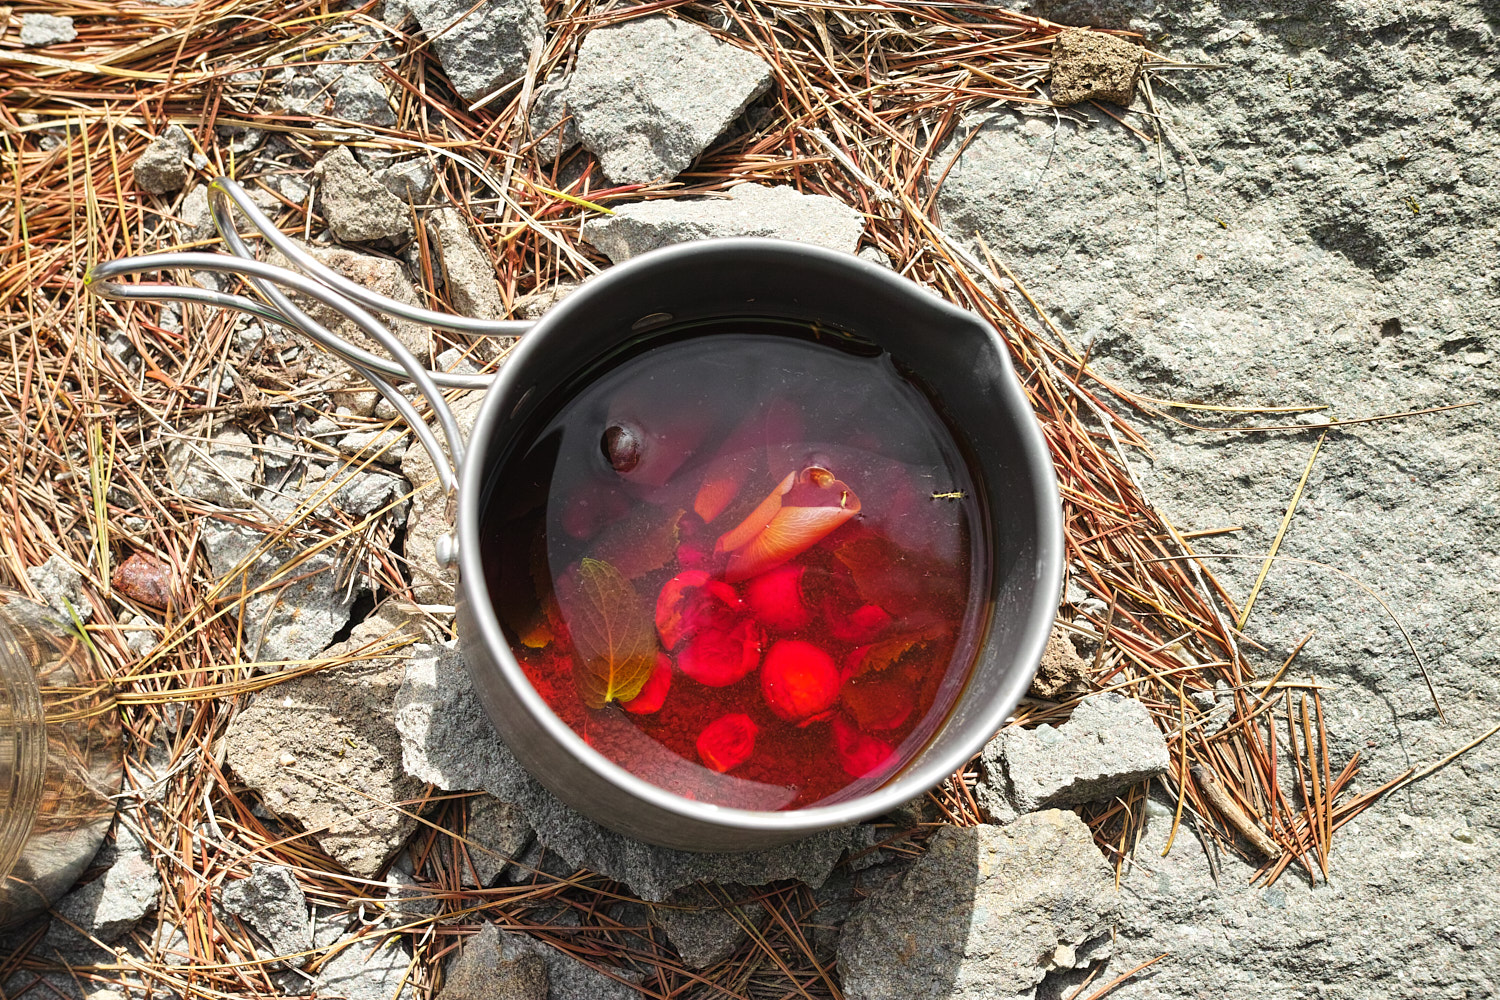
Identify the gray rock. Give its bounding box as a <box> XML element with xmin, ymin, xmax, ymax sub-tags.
<box><xmin>19</xmin><ymin>14</ymin><xmax>76</xmax><ymax>46</ymax></box>
<box><xmin>838</xmin><ymin>813</ymin><xmax>1118</xmax><ymax>1000</ymax></box>
<box><xmin>466</xmin><ymin>794</ymin><xmax>532</xmax><ymax>887</ymax></box>
<box><xmin>394</xmin><ymin>639</ymin><xmax>865</xmax><ymax>900</ymax></box>
<box><xmin>331</xmin><ymin>66</ymin><xmax>396</xmax><ymax>126</ymax></box>
<box><xmin>584</xmin><ymin>184</ymin><xmax>865</xmax><ymax>263</ymax></box>
<box><xmin>25</xmin><ymin>554</ymin><xmax>92</xmax><ymax>624</ymax></box>
<box><xmin>407</xmin><ymin>0</ymin><xmax>546</xmax><ymax>104</ymax></box>
<box><xmin>333</xmin><ymin>471</ymin><xmax>407</xmax><ymax>520</ymax></box>
<box><xmin>133</xmin><ymin>125</ymin><xmax>192</xmax><ymax>195</ymax></box>
<box><xmin>374</xmin><ymin>157</ymin><xmax>436</xmax><ymax>201</ymax></box>
<box><xmin>400</xmin><ymin>390</ymin><xmax>484</xmax><ymax>603</ymax></box>
<box><xmin>934</xmin><ymin>2</ymin><xmax>1500</xmax><ymax>994</ymax></box>
<box><xmin>427</xmin><ymin>208</ymin><xmax>506</xmax><ymax>320</ymax></box>
<box><xmin>178</xmin><ymin>182</ymin><xmax>216</xmax><ymax>241</ymax></box>
<box><xmin>220</xmin><ymin>863</ymin><xmax>312</xmax><ymax>965</ymax></box>
<box><xmin>650</xmin><ymin>883</ymin><xmax>763</xmax><ymax>969</ymax></box>
<box><xmin>316</xmin><ymin>145</ymin><xmax>413</xmax><ymax>244</ymax></box>
<box><xmin>434</xmin><ymin>347</ymin><xmax>479</xmax><ymax>375</ymax></box>
<box><xmin>565</xmin><ymin>17</ymin><xmax>772</xmax><ymax>184</ymax></box>
<box><xmin>48</xmin><ymin>824</ymin><xmax>160</xmax><ymax>945</ymax></box>
<box><xmin>338</xmin><ymin>427</ymin><xmax>409</xmax><ymax>465</ymax></box>
<box><xmin>514</xmin><ymin>281</ymin><xmax>580</xmax><ymax>320</ymax></box>
<box><xmin>199</xmin><ymin>514</ymin><xmax>363</xmax><ymax>667</ymax></box>
<box><xmin>165</xmin><ymin>426</ymin><xmax>258</xmax><ymax>506</ymax></box>
<box><xmin>528</xmin><ymin>73</ymin><xmax>578</xmax><ymax>163</ymax></box>
<box><xmin>223</xmin><ymin>610</ymin><xmax>425</xmax><ymax>877</ymax></box>
<box><xmin>315</xmin><ymin>929</ymin><xmax>413</xmax><ymax>1000</ymax></box>
<box><xmin>383</xmin><ymin>858</ymin><xmax>441</xmax><ymax>923</ymax></box>
<box><xmin>978</xmin><ymin>693</ymin><xmax>1169</xmax><ymax>819</ymax></box>
<box><xmin>439</xmin><ymin>922</ymin><xmax>548</xmax><ymax>1000</ymax></box>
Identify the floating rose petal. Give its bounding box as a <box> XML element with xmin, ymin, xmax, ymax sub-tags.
<box><xmin>655</xmin><ymin>571</ymin><xmax>742</xmax><ymax>650</ymax></box>
<box><xmin>761</xmin><ymin>640</ymin><xmax>840</xmax><ymax>722</ymax></box>
<box><xmin>697</xmin><ymin>713</ymin><xmax>758</xmax><ymax>772</ymax></box>
<box><xmin>831</xmin><ymin>603</ymin><xmax>892</xmax><ymax>644</ymax></box>
<box><xmin>623</xmin><ymin>653</ymin><xmax>673</xmax><ymax>714</ymax></box>
<box><xmin>833</xmin><ymin>716</ymin><xmax>895</xmax><ymax>778</ymax></box>
<box><xmin>677</xmin><ymin>616</ymin><xmax>764</xmax><ymax>686</ymax></box>
<box><xmin>716</xmin><ymin>467</ymin><xmax>861</xmax><ymax>583</ymax></box>
<box><xmin>744</xmin><ymin>564</ymin><xmax>812</xmax><ymax>632</ymax></box>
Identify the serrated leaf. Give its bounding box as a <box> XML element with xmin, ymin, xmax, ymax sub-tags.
<box><xmin>559</xmin><ymin>558</ymin><xmax>658</xmax><ymax>709</ymax></box>
<box><xmin>847</xmin><ymin>623</ymin><xmax>952</xmax><ymax>679</ymax></box>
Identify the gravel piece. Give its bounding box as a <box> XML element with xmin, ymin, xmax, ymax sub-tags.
<box><xmin>25</xmin><ymin>554</ymin><xmax>92</xmax><ymax>624</ymax></box>
<box><xmin>220</xmin><ymin>863</ymin><xmax>313</xmax><ymax>966</ymax></box>
<box><xmin>333</xmin><ymin>471</ymin><xmax>408</xmax><ymax>519</ymax></box>
<box><xmin>584</xmin><ymin>184</ymin><xmax>865</xmax><ymax>263</ymax></box>
<box><xmin>223</xmin><ymin>610</ymin><xmax>426</xmax><ymax>877</ymax></box>
<box><xmin>165</xmin><ymin>426</ymin><xmax>259</xmax><ymax>507</ymax></box>
<box><xmin>47</xmin><ymin>824</ymin><xmax>160</xmax><ymax>945</ymax></box>
<box><xmin>314</xmin><ymin>928</ymin><xmax>413</xmax><ymax>1000</ymax></box>
<box><xmin>650</xmin><ymin>884</ymin><xmax>763</xmax><ymax>969</ymax></box>
<box><xmin>133</xmin><ymin>125</ymin><xmax>193</xmax><ymax>195</ymax></box>
<box><xmin>316</xmin><ymin>145</ymin><xmax>413</xmax><ymax>244</ymax></box>
<box><xmin>838</xmin><ymin>813</ymin><xmax>1118</xmax><ymax>1000</ymax></box>
<box><xmin>19</xmin><ymin>14</ymin><xmax>76</xmax><ymax>46</ymax></box>
<box><xmin>514</xmin><ymin>281</ymin><xmax>581</xmax><ymax>320</ymax></box>
<box><xmin>427</xmin><ymin>208</ymin><xmax>506</xmax><ymax>319</ymax></box>
<box><xmin>438</xmin><ymin>922</ymin><xmax>548</xmax><ymax>1000</ymax></box>
<box><xmin>374</xmin><ymin>157</ymin><xmax>436</xmax><ymax>201</ymax></box>
<box><xmin>331</xmin><ymin>66</ymin><xmax>396</xmax><ymax>126</ymax></box>
<box><xmin>406</xmin><ymin>0</ymin><xmax>546</xmax><ymax>104</ymax></box>
<box><xmin>338</xmin><ymin>428</ymin><xmax>409</xmax><ymax>466</ymax></box>
<box><xmin>565</xmin><ymin>16</ymin><xmax>772</xmax><ymax>184</ymax></box>
<box><xmin>178</xmin><ymin>182</ymin><xmax>216</xmax><ymax>241</ymax></box>
<box><xmin>466</xmin><ymin>795</ymin><xmax>532</xmax><ymax>887</ymax></box>
<box><xmin>528</xmin><ymin>73</ymin><xmax>578</xmax><ymax>163</ymax></box>
<box><xmin>1048</xmin><ymin>27</ymin><xmax>1142</xmax><ymax>106</ymax></box>
<box><xmin>1027</xmin><ymin>626</ymin><xmax>1090</xmax><ymax>699</ymax></box>
<box><xmin>977</xmin><ymin>692</ymin><xmax>1169</xmax><ymax>819</ymax></box>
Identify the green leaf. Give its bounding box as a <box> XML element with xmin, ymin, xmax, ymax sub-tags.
<box><xmin>560</xmin><ymin>558</ymin><xmax>658</xmax><ymax>709</ymax></box>
<box><xmin>591</xmin><ymin>507</ymin><xmax>685</xmax><ymax>580</ymax></box>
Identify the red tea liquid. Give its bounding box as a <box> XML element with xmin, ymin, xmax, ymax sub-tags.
<box><xmin>484</xmin><ymin>323</ymin><xmax>986</xmax><ymax>809</ymax></box>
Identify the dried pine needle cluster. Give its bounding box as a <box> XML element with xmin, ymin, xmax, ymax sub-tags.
<box><xmin>0</xmin><ymin>0</ymin><xmax>1441</xmax><ymax>997</ymax></box>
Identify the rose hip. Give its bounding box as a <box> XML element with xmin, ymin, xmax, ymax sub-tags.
<box><xmin>760</xmin><ymin>640</ymin><xmax>840</xmax><ymax>722</ymax></box>
<box><xmin>623</xmin><ymin>653</ymin><xmax>673</xmax><ymax>714</ymax></box>
<box><xmin>833</xmin><ymin>716</ymin><xmax>894</xmax><ymax>777</ymax></box>
<box><xmin>677</xmin><ymin>616</ymin><xmax>764</xmax><ymax>686</ymax></box>
<box><xmin>744</xmin><ymin>564</ymin><xmax>812</xmax><ymax>632</ymax></box>
<box><xmin>697</xmin><ymin>713</ymin><xmax>758</xmax><ymax>772</ymax></box>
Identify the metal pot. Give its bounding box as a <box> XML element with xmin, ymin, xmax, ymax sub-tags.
<box><xmin>90</xmin><ymin>178</ymin><xmax>1062</xmax><ymax>853</ymax></box>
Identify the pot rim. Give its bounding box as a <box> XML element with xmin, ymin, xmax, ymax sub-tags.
<box><xmin>458</xmin><ymin>237</ymin><xmax>1062</xmax><ymax>836</ymax></box>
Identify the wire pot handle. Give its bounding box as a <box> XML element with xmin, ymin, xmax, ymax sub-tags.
<box><xmin>86</xmin><ymin>177</ymin><xmax>536</xmax><ymax>549</ymax></box>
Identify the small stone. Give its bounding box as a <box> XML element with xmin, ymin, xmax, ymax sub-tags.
<box><xmin>837</xmin><ymin>813</ymin><xmax>1118</xmax><ymax>1000</ymax></box>
<box><xmin>565</xmin><ymin>16</ymin><xmax>772</xmax><ymax>184</ymax></box>
<box><xmin>25</xmin><ymin>554</ymin><xmax>92</xmax><ymax>623</ymax></box>
<box><xmin>584</xmin><ymin>184</ymin><xmax>865</xmax><ymax>263</ymax></box>
<box><xmin>1049</xmin><ymin>27</ymin><xmax>1142</xmax><ymax>107</ymax></box>
<box><xmin>110</xmin><ymin>551</ymin><xmax>174</xmax><ymax>610</ymax></box>
<box><xmin>435</xmin><ymin>347</ymin><xmax>480</xmax><ymax>375</ymax></box>
<box><xmin>338</xmin><ymin>428</ymin><xmax>409</xmax><ymax>465</ymax></box>
<box><xmin>515</xmin><ymin>281</ymin><xmax>581</xmax><ymax>320</ymax></box>
<box><xmin>439</xmin><ymin>922</ymin><xmax>548</xmax><ymax>1000</ymax></box>
<box><xmin>48</xmin><ymin>824</ymin><xmax>161</xmax><ymax>945</ymax></box>
<box><xmin>331</xmin><ymin>66</ymin><xmax>395</xmax><ymax>126</ymax></box>
<box><xmin>124</xmin><ymin>614</ymin><xmax>159</xmax><ymax>657</ymax></box>
<box><xmin>427</xmin><ymin>208</ymin><xmax>506</xmax><ymax>319</ymax></box>
<box><xmin>315</xmin><ymin>928</ymin><xmax>413</xmax><ymax>1000</ymax></box>
<box><xmin>165</xmin><ymin>426</ymin><xmax>259</xmax><ymax>506</ymax></box>
<box><xmin>179</xmin><ymin>183</ymin><xmax>216</xmax><ymax>241</ymax></box>
<box><xmin>133</xmin><ymin>125</ymin><xmax>192</xmax><ymax>195</ymax></box>
<box><xmin>1028</xmin><ymin>626</ymin><xmax>1090</xmax><ymax>699</ymax></box>
<box><xmin>220</xmin><ymin>863</ymin><xmax>313</xmax><ymax>965</ymax></box>
<box><xmin>383</xmin><ymin>858</ymin><xmax>441</xmax><ymax>921</ymax></box>
<box><xmin>529</xmin><ymin>73</ymin><xmax>579</xmax><ymax>163</ymax></box>
<box><xmin>466</xmin><ymin>795</ymin><xmax>532</xmax><ymax>887</ymax></box>
<box><xmin>374</xmin><ymin>157</ymin><xmax>436</xmax><ymax>201</ymax></box>
<box><xmin>224</xmin><ymin>610</ymin><xmax>426</xmax><ymax>877</ymax></box>
<box><xmin>334</xmin><ymin>471</ymin><xmax>407</xmax><ymax>519</ymax></box>
<box><xmin>316</xmin><ymin>145</ymin><xmax>413</xmax><ymax>244</ymax></box>
<box><xmin>19</xmin><ymin>14</ymin><xmax>76</xmax><ymax>46</ymax></box>
<box><xmin>406</xmin><ymin>0</ymin><xmax>546</xmax><ymax>104</ymax></box>
<box><xmin>650</xmin><ymin>884</ymin><xmax>763</xmax><ymax>969</ymax></box>
<box><xmin>978</xmin><ymin>692</ymin><xmax>1170</xmax><ymax>818</ymax></box>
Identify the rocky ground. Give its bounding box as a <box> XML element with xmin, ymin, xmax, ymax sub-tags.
<box><xmin>4</xmin><ymin>0</ymin><xmax>1498</xmax><ymax>997</ymax></box>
